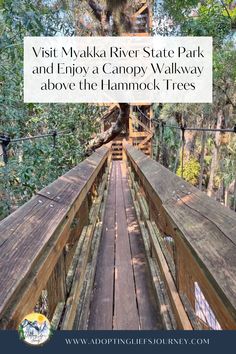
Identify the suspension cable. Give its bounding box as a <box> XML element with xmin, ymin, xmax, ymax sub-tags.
<box><xmin>156</xmin><ymin>121</ymin><xmax>236</xmax><ymax>133</ymax></box>
<box><xmin>0</xmin><ymin>129</ymin><xmax>75</xmax><ymax>164</ymax></box>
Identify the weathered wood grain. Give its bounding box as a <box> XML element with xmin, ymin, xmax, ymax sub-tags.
<box><xmin>60</xmin><ymin>174</ymin><xmax>106</xmax><ymax>329</ymax></box>
<box><xmin>146</xmin><ymin>220</ymin><xmax>192</xmax><ymax>330</ymax></box>
<box><xmin>47</xmin><ymin>253</ymin><xmax>66</xmax><ymax>319</ymax></box>
<box><xmin>51</xmin><ymin>302</ymin><xmax>65</xmax><ymax>330</ymax></box>
<box><xmin>0</xmin><ymin>146</ymin><xmax>109</xmax><ymax>327</ymax></box>
<box><xmin>121</xmin><ymin>163</ymin><xmax>162</xmax><ymax>330</ymax></box>
<box><xmin>74</xmin><ymin>176</ymin><xmax>109</xmax><ymax>330</ymax></box>
<box><xmin>113</xmin><ymin>162</ymin><xmax>140</xmax><ymax>330</ymax></box>
<box><xmin>60</xmin><ymin>224</ymin><xmax>94</xmax><ymax>329</ymax></box>
<box><xmin>88</xmin><ymin>163</ymin><xmax>116</xmax><ymax>330</ymax></box>
<box><xmin>125</xmin><ymin>144</ymin><xmax>236</xmax><ymax>329</ymax></box>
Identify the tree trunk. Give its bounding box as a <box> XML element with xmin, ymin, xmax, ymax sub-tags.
<box><xmin>154</xmin><ymin>124</ymin><xmax>160</xmax><ymax>162</ymax></box>
<box><xmin>184</xmin><ymin>130</ymin><xmax>197</xmax><ymax>160</ymax></box>
<box><xmin>234</xmin><ymin>178</ymin><xmax>236</xmax><ymax>211</ymax></box>
<box><xmin>207</xmin><ymin>109</ymin><xmax>225</xmax><ymax>197</ymax></box>
<box><xmin>162</xmin><ymin>144</ymin><xmax>169</xmax><ymax>168</ymax></box>
<box><xmin>173</xmin><ymin>144</ymin><xmax>180</xmax><ymax>173</ymax></box>
<box><xmin>84</xmin><ymin>0</ymin><xmax>131</xmax><ymax>153</ymax></box>
<box><xmin>198</xmin><ymin>131</ymin><xmax>206</xmax><ymax>191</ymax></box>
<box><xmin>158</xmin><ymin>123</ymin><xmax>164</xmax><ymax>163</ymax></box>
<box><xmin>225</xmin><ymin>184</ymin><xmax>230</xmax><ymax>208</ymax></box>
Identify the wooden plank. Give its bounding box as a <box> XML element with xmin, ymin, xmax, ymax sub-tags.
<box><xmin>132</xmin><ymin>3</ymin><xmax>148</xmax><ymax>19</ymax></box>
<box><xmin>62</xmin><ymin>180</ymin><xmax>106</xmax><ymax>329</ymax></box>
<box><xmin>38</xmin><ymin>148</ymin><xmax>109</xmax><ymax>207</ymax></box>
<box><xmin>113</xmin><ymin>162</ymin><xmax>140</xmax><ymax>330</ymax></box>
<box><xmin>47</xmin><ymin>253</ymin><xmax>66</xmax><ymax>319</ymax></box>
<box><xmin>176</xmin><ymin>188</ymin><xmax>236</xmax><ymax>245</ymax></box>
<box><xmin>128</xmin><ymin>144</ymin><xmax>235</xmax><ymax>238</ymax></box>
<box><xmin>74</xmin><ymin>220</ymin><xmax>103</xmax><ymax>329</ymax></box>
<box><xmin>75</xmin><ymin>176</ymin><xmax>109</xmax><ymax>330</ymax></box>
<box><xmin>138</xmin><ymin>133</ymin><xmax>152</xmax><ymax>148</ymax></box>
<box><xmin>164</xmin><ymin>198</ymin><xmax>236</xmax><ymax>327</ymax></box>
<box><xmin>66</xmin><ymin>225</ymin><xmax>88</xmax><ymax>293</ymax></box>
<box><xmin>131</xmin><ymin>114</ymin><xmax>152</xmax><ymax>134</ymax></box>
<box><xmin>130</xmin><ymin>132</ymin><xmax>149</xmax><ymax>138</ymax></box>
<box><xmin>127</xmin><ymin>179</ymin><xmax>174</xmax><ymax>330</ymax></box>
<box><xmin>149</xmin><ymin>258</ymin><xmax>174</xmax><ymax>330</ymax></box>
<box><xmin>125</xmin><ymin>144</ymin><xmax>236</xmax><ymax>328</ymax></box>
<box><xmin>64</xmin><ymin>198</ymin><xmax>89</xmax><ymax>273</ymax></box>
<box><xmin>88</xmin><ymin>163</ymin><xmax>116</xmax><ymax>330</ymax></box>
<box><xmin>0</xmin><ymin>196</ymin><xmax>70</xmax><ymax>328</ymax></box>
<box><xmin>175</xmin><ymin>233</ymin><xmax>236</xmax><ymax>329</ymax></box>
<box><xmin>121</xmin><ymin>163</ymin><xmax>162</xmax><ymax>330</ymax></box>
<box><xmin>146</xmin><ymin>220</ymin><xmax>192</xmax><ymax>330</ymax></box>
<box><xmin>125</xmin><ymin>144</ymin><xmax>236</xmax><ymax>244</ymax></box>
<box><xmin>1</xmin><ymin>218</ymin><xmax>74</xmax><ymax>328</ymax></box>
<box><xmin>122</xmin><ymin>32</ymin><xmax>149</xmax><ymax>37</ymax></box>
<box><xmin>51</xmin><ymin>302</ymin><xmax>65</xmax><ymax>329</ymax></box>
<box><xmin>0</xmin><ymin>146</ymin><xmax>109</xmax><ymax>327</ymax></box>
<box><xmin>60</xmin><ymin>224</ymin><xmax>94</xmax><ymax>329</ymax></box>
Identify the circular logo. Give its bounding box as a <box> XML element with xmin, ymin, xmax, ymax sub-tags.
<box><xmin>18</xmin><ymin>312</ymin><xmax>52</xmax><ymax>346</ymax></box>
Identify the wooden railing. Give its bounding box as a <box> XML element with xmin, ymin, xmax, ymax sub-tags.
<box><xmin>1</xmin><ymin>142</ymin><xmax>235</xmax><ymax>330</ymax></box>
<box><xmin>0</xmin><ymin>146</ymin><xmax>110</xmax><ymax>329</ymax></box>
<box><xmin>124</xmin><ymin>144</ymin><xmax>236</xmax><ymax>330</ymax></box>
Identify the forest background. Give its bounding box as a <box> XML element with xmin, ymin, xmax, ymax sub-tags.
<box><xmin>0</xmin><ymin>0</ymin><xmax>235</xmax><ymax>220</ymax></box>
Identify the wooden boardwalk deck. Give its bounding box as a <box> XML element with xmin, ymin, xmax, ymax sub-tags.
<box><xmin>87</xmin><ymin>161</ymin><xmax>163</xmax><ymax>330</ymax></box>
<box><xmin>1</xmin><ymin>145</ymin><xmax>236</xmax><ymax>330</ymax></box>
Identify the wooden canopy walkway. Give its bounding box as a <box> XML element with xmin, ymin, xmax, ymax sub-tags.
<box><xmin>0</xmin><ymin>143</ymin><xmax>236</xmax><ymax>330</ymax></box>
<box><xmin>87</xmin><ymin>161</ymin><xmax>162</xmax><ymax>330</ymax></box>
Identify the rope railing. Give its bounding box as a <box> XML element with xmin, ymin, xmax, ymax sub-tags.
<box><xmin>156</xmin><ymin>120</ymin><xmax>236</xmax><ymax>133</ymax></box>
<box><xmin>0</xmin><ymin>128</ymin><xmax>75</xmax><ymax>164</ymax></box>
<box><xmin>155</xmin><ymin>120</ymin><xmax>236</xmax><ymax>179</ymax></box>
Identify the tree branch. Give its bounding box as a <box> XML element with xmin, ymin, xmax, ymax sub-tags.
<box><xmin>88</xmin><ymin>0</ymin><xmax>103</xmax><ymax>22</ymax></box>
<box><xmin>219</xmin><ymin>0</ymin><xmax>232</xmax><ymax>22</ymax></box>
<box><xmin>214</xmin><ymin>83</ymin><xmax>236</xmax><ymax>108</ymax></box>
<box><xmin>86</xmin><ymin>103</ymin><xmax>130</xmax><ymax>153</ymax></box>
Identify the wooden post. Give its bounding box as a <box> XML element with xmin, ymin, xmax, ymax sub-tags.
<box><xmin>46</xmin><ymin>253</ymin><xmax>67</xmax><ymax>320</ymax></box>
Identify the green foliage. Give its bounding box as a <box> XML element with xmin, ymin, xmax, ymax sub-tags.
<box><xmin>156</xmin><ymin>0</ymin><xmax>232</xmax><ymax>46</ymax></box>
<box><xmin>219</xmin><ymin>136</ymin><xmax>236</xmax><ymax>185</ymax></box>
<box><xmin>182</xmin><ymin>2</ymin><xmax>231</xmax><ymax>45</ymax></box>
<box><xmin>213</xmin><ymin>42</ymin><xmax>236</xmax><ymax>92</ymax></box>
<box><xmin>161</xmin><ymin>0</ymin><xmax>199</xmax><ymax>23</ymax></box>
<box><xmin>154</xmin><ymin>0</ymin><xmax>236</xmax><ymax>202</ymax></box>
<box><xmin>159</xmin><ymin>103</ymin><xmax>210</xmax><ymax>122</ymax></box>
<box><xmin>204</xmin><ymin>155</ymin><xmax>212</xmax><ymax>167</ymax></box>
<box><xmin>162</xmin><ymin>127</ymin><xmax>180</xmax><ymax>170</ymax></box>
<box><xmin>0</xmin><ymin>1</ymin><xmax>103</xmax><ymax>220</ymax></box>
<box><xmin>177</xmin><ymin>157</ymin><xmax>201</xmax><ymax>185</ymax></box>
<box><xmin>0</xmin><ymin>102</ymin><xmax>101</xmax><ymax>219</ymax></box>
<box><xmin>18</xmin><ymin>324</ymin><xmax>25</xmax><ymax>340</ymax></box>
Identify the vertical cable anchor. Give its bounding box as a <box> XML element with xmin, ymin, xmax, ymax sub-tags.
<box><xmin>0</xmin><ymin>134</ymin><xmax>11</xmax><ymax>165</ymax></box>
